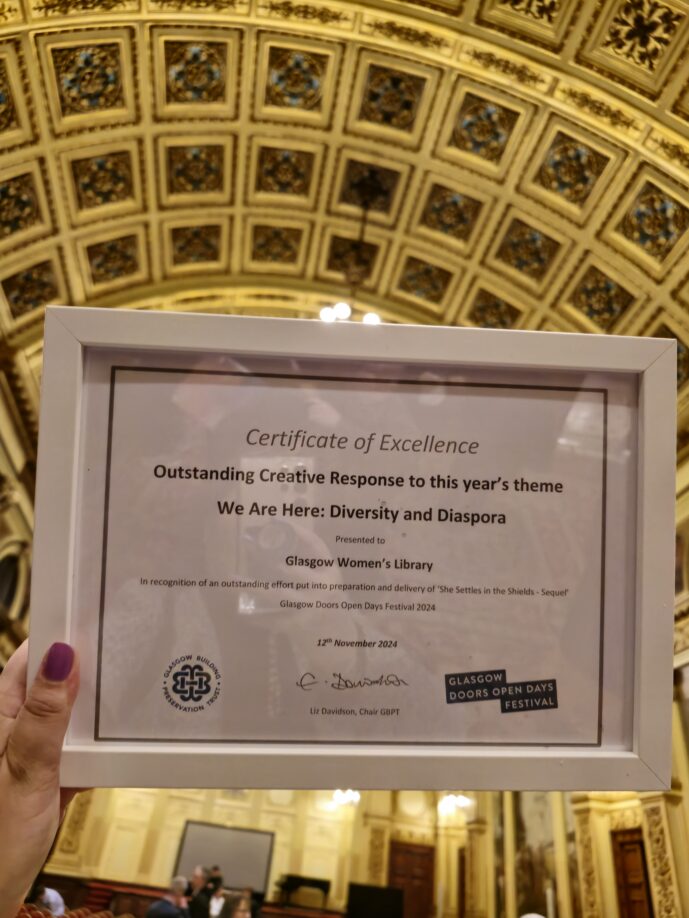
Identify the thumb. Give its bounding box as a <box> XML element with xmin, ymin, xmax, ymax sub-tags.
<box><xmin>5</xmin><ymin>642</ymin><xmax>79</xmax><ymax>789</ymax></box>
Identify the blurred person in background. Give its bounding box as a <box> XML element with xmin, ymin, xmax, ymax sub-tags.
<box><xmin>147</xmin><ymin>876</ymin><xmax>189</xmax><ymax>918</ymax></box>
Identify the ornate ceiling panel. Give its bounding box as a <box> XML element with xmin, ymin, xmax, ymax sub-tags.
<box><xmin>0</xmin><ymin>0</ymin><xmax>688</xmax><ymax>459</ymax></box>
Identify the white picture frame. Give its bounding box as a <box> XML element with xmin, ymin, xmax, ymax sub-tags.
<box><xmin>28</xmin><ymin>306</ymin><xmax>676</xmax><ymax>790</ymax></box>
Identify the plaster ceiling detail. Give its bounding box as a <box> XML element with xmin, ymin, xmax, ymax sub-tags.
<box><xmin>0</xmin><ymin>0</ymin><xmax>688</xmax><ymax>462</ymax></box>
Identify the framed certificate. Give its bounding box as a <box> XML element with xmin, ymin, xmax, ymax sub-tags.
<box><xmin>29</xmin><ymin>307</ymin><xmax>676</xmax><ymax>789</ymax></box>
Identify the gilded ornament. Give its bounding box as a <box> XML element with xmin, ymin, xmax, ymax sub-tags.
<box><xmin>574</xmin><ymin>812</ymin><xmax>600</xmax><ymax>918</ymax></box>
<box><xmin>609</xmin><ymin>806</ymin><xmax>642</xmax><ymax>830</ymax></box>
<box><xmin>604</xmin><ymin>0</ymin><xmax>683</xmax><ymax>72</ymax></box>
<box><xmin>655</xmin><ymin>325</ymin><xmax>689</xmax><ymax>387</ymax></box>
<box><xmin>2</xmin><ymin>261</ymin><xmax>58</xmax><ymax>319</ymax></box>
<box><xmin>358</xmin><ymin>65</ymin><xmax>425</xmax><ymax>131</ymax></box>
<box><xmin>0</xmin><ymin>1</ymin><xmax>19</xmax><ymax>20</ymax></box>
<box><xmin>35</xmin><ymin>0</ymin><xmax>126</xmax><ymax>13</ymax></box>
<box><xmin>87</xmin><ymin>235</ymin><xmax>139</xmax><ymax>284</ymax></box>
<box><xmin>469</xmin><ymin>289</ymin><xmax>520</xmax><ymax>328</ymax></box>
<box><xmin>571</xmin><ymin>266</ymin><xmax>633</xmax><ymax>330</ymax></box>
<box><xmin>452</xmin><ymin>94</ymin><xmax>519</xmax><ymax>162</ymax></box>
<box><xmin>369</xmin><ymin>20</ymin><xmax>447</xmax><ymax>51</ymax></box>
<box><xmin>399</xmin><ymin>257</ymin><xmax>451</xmax><ymax>303</ymax></box>
<box><xmin>167</xmin><ymin>146</ymin><xmax>224</xmax><ymax>194</ymax></box>
<box><xmin>72</xmin><ymin>152</ymin><xmax>133</xmax><ymax>210</ymax></box>
<box><xmin>0</xmin><ymin>173</ymin><xmax>40</xmax><ymax>237</ymax></box>
<box><xmin>151</xmin><ymin>0</ymin><xmax>236</xmax><ymax>8</ymax></box>
<box><xmin>252</xmin><ymin>225</ymin><xmax>301</xmax><ymax>262</ymax></box>
<box><xmin>496</xmin><ymin>219</ymin><xmax>560</xmax><ymax>280</ymax></box>
<box><xmin>58</xmin><ymin>790</ymin><xmax>93</xmax><ymax>854</ymax></box>
<box><xmin>0</xmin><ymin>473</ymin><xmax>18</xmax><ymax>512</ymax></box>
<box><xmin>618</xmin><ymin>182</ymin><xmax>689</xmax><ymax>261</ymax></box>
<box><xmin>340</xmin><ymin>161</ymin><xmax>399</xmax><ymax>213</ymax></box>
<box><xmin>266</xmin><ymin>49</ymin><xmax>325</xmax><ymax>110</ymax></box>
<box><xmin>256</xmin><ymin>148</ymin><xmax>314</xmax><ymax>195</ymax></box>
<box><xmin>327</xmin><ymin>236</ymin><xmax>377</xmax><ymax>285</ymax></box>
<box><xmin>469</xmin><ymin>51</ymin><xmax>541</xmax><ymax>87</ymax></box>
<box><xmin>266</xmin><ymin>1</ymin><xmax>345</xmax><ymax>24</ymax></box>
<box><xmin>536</xmin><ymin>133</ymin><xmax>609</xmax><ymax>205</ymax></box>
<box><xmin>368</xmin><ymin>826</ymin><xmax>386</xmax><ymax>884</ymax></box>
<box><xmin>657</xmin><ymin>138</ymin><xmax>689</xmax><ymax>169</ymax></box>
<box><xmin>166</xmin><ymin>42</ymin><xmax>226</xmax><ymax>104</ymax></box>
<box><xmin>644</xmin><ymin>804</ymin><xmax>681</xmax><ymax>916</ymax></box>
<box><xmin>172</xmin><ymin>225</ymin><xmax>221</xmax><ymax>264</ymax></box>
<box><xmin>0</xmin><ymin>60</ymin><xmax>18</xmax><ymax>133</ymax></box>
<box><xmin>561</xmin><ymin>89</ymin><xmax>636</xmax><ymax>129</ymax></box>
<box><xmin>52</xmin><ymin>45</ymin><xmax>124</xmax><ymax>116</ymax></box>
<box><xmin>675</xmin><ymin>613</ymin><xmax>689</xmax><ymax>653</ymax></box>
<box><xmin>421</xmin><ymin>184</ymin><xmax>481</xmax><ymax>242</ymax></box>
<box><xmin>498</xmin><ymin>0</ymin><xmax>560</xmax><ymax>21</ymax></box>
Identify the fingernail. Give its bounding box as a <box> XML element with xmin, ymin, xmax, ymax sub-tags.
<box><xmin>42</xmin><ymin>642</ymin><xmax>75</xmax><ymax>682</ymax></box>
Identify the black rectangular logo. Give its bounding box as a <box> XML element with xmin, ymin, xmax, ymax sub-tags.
<box><xmin>499</xmin><ymin>680</ymin><xmax>558</xmax><ymax>713</ymax></box>
<box><xmin>444</xmin><ymin>669</ymin><xmax>507</xmax><ymax>704</ymax></box>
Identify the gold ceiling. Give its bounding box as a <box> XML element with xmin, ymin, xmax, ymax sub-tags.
<box><xmin>1</xmin><ymin>0</ymin><xmax>689</xmax><ymax>456</ymax></box>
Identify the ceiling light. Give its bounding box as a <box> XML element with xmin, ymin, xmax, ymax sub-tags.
<box><xmin>333</xmin><ymin>301</ymin><xmax>351</xmax><ymax>320</ymax></box>
<box><xmin>319</xmin><ymin>306</ymin><xmax>336</xmax><ymax>322</ymax></box>
<box><xmin>333</xmin><ymin>788</ymin><xmax>361</xmax><ymax>806</ymax></box>
<box><xmin>362</xmin><ymin>312</ymin><xmax>381</xmax><ymax>325</ymax></box>
<box><xmin>438</xmin><ymin>793</ymin><xmax>473</xmax><ymax>816</ymax></box>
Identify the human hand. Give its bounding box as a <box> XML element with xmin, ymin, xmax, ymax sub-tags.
<box><xmin>0</xmin><ymin>641</ymin><xmax>79</xmax><ymax>918</ymax></box>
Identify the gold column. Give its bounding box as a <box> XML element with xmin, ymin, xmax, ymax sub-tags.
<box><xmin>550</xmin><ymin>793</ymin><xmax>573</xmax><ymax>918</ymax></box>
<box><xmin>669</xmin><ymin>697</ymin><xmax>689</xmax><ymax>914</ymax></box>
<box><xmin>361</xmin><ymin>791</ymin><xmax>393</xmax><ymax>886</ymax></box>
<box><xmin>503</xmin><ymin>792</ymin><xmax>517</xmax><ymax>918</ymax></box>
<box><xmin>570</xmin><ymin>795</ymin><xmax>604</xmax><ymax>918</ymax></box>
<box><xmin>640</xmin><ymin>793</ymin><xmax>682</xmax><ymax>918</ymax></box>
<box><xmin>464</xmin><ymin>816</ymin><xmax>487</xmax><ymax>918</ymax></box>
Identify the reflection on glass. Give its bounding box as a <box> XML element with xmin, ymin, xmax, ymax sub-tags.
<box><xmin>493</xmin><ymin>791</ymin><xmax>506</xmax><ymax>918</ymax></box>
<box><xmin>514</xmin><ymin>792</ymin><xmax>557</xmax><ymax>918</ymax></box>
<box><xmin>563</xmin><ymin>795</ymin><xmax>583</xmax><ymax>918</ymax></box>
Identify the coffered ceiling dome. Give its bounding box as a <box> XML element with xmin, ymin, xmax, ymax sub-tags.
<box><xmin>1</xmin><ymin>0</ymin><xmax>689</xmax><ymax>454</ymax></box>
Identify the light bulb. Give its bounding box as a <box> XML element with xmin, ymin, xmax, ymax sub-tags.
<box><xmin>362</xmin><ymin>312</ymin><xmax>381</xmax><ymax>324</ymax></box>
<box><xmin>333</xmin><ymin>301</ymin><xmax>351</xmax><ymax>320</ymax></box>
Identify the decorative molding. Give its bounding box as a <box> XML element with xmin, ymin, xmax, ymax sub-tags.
<box><xmin>367</xmin><ymin>825</ymin><xmax>386</xmax><ymax>884</ymax></box>
<box><xmin>0</xmin><ymin>473</ymin><xmax>18</xmax><ymax>512</ymax></box>
<box><xmin>675</xmin><ymin>613</ymin><xmax>689</xmax><ymax>654</ymax></box>
<box><xmin>497</xmin><ymin>0</ymin><xmax>561</xmax><ymax>22</ymax></box>
<box><xmin>34</xmin><ymin>0</ymin><xmax>126</xmax><ymax>12</ymax></box>
<box><xmin>266</xmin><ymin>1</ymin><xmax>345</xmax><ymax>24</ymax></box>
<box><xmin>657</xmin><ymin>138</ymin><xmax>689</xmax><ymax>169</ymax></box>
<box><xmin>574</xmin><ymin>811</ymin><xmax>601</xmax><ymax>918</ymax></box>
<box><xmin>58</xmin><ymin>791</ymin><xmax>93</xmax><ymax>854</ymax></box>
<box><xmin>643</xmin><ymin>803</ymin><xmax>681</xmax><ymax>917</ymax></box>
<box><xmin>469</xmin><ymin>49</ymin><xmax>542</xmax><ymax>86</ymax></box>
<box><xmin>561</xmin><ymin>88</ymin><xmax>637</xmax><ymax>129</ymax></box>
<box><xmin>0</xmin><ymin>1</ymin><xmax>19</xmax><ymax>19</ymax></box>
<box><xmin>150</xmin><ymin>0</ymin><xmax>236</xmax><ymax>9</ymax></box>
<box><xmin>609</xmin><ymin>806</ymin><xmax>642</xmax><ymax>831</ymax></box>
<box><xmin>603</xmin><ymin>0</ymin><xmax>683</xmax><ymax>74</ymax></box>
<box><xmin>369</xmin><ymin>20</ymin><xmax>448</xmax><ymax>51</ymax></box>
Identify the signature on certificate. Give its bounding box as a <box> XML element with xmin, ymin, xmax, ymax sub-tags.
<box><xmin>296</xmin><ymin>672</ymin><xmax>408</xmax><ymax>691</ymax></box>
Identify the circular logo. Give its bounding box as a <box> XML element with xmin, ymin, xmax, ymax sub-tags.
<box><xmin>163</xmin><ymin>655</ymin><xmax>221</xmax><ymax>712</ymax></box>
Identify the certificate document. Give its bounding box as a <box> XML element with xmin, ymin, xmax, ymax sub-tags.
<box><xmin>67</xmin><ymin>345</ymin><xmax>636</xmax><ymax>751</ymax></box>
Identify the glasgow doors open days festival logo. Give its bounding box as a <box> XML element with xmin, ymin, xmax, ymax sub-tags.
<box><xmin>163</xmin><ymin>655</ymin><xmax>221</xmax><ymax>712</ymax></box>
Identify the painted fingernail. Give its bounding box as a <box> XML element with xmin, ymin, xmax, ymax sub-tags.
<box><xmin>42</xmin><ymin>642</ymin><xmax>75</xmax><ymax>682</ymax></box>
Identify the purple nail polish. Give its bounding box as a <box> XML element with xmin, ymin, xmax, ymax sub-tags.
<box><xmin>42</xmin><ymin>642</ymin><xmax>75</xmax><ymax>682</ymax></box>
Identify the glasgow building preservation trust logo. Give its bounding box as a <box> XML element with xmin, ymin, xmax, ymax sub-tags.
<box><xmin>163</xmin><ymin>655</ymin><xmax>221</xmax><ymax>712</ymax></box>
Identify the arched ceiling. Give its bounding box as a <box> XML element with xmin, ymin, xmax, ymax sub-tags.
<box><xmin>1</xmin><ymin>0</ymin><xmax>689</xmax><ymax>461</ymax></box>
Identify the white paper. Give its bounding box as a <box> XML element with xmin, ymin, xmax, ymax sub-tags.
<box><xmin>69</xmin><ymin>351</ymin><xmax>637</xmax><ymax>748</ymax></box>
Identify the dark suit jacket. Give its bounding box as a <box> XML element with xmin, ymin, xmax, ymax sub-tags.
<box><xmin>188</xmin><ymin>891</ymin><xmax>210</xmax><ymax>918</ymax></box>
